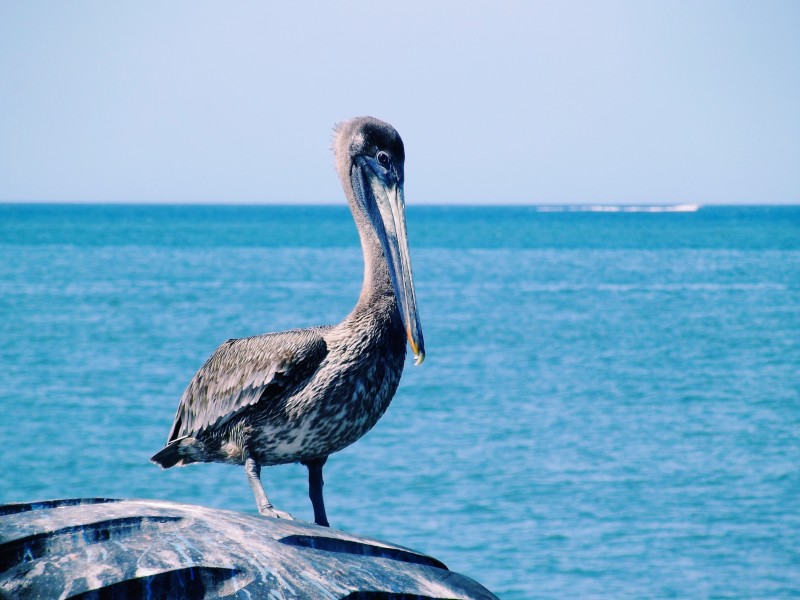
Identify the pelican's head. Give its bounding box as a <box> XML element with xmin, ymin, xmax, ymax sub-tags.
<box><xmin>334</xmin><ymin>117</ymin><xmax>425</xmax><ymax>365</ymax></box>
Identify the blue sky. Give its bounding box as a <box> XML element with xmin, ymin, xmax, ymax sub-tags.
<box><xmin>0</xmin><ymin>1</ymin><xmax>798</xmax><ymax>205</ymax></box>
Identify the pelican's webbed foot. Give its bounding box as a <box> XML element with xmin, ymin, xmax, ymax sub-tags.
<box><xmin>257</xmin><ymin>505</ymin><xmax>294</xmax><ymax>520</ymax></box>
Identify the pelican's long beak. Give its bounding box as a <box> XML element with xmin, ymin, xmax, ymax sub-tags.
<box><xmin>354</xmin><ymin>161</ymin><xmax>425</xmax><ymax>365</ymax></box>
<box><xmin>382</xmin><ymin>183</ymin><xmax>425</xmax><ymax>365</ymax></box>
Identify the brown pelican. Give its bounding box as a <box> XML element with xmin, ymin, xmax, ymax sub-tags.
<box><xmin>151</xmin><ymin>117</ymin><xmax>425</xmax><ymax>527</ymax></box>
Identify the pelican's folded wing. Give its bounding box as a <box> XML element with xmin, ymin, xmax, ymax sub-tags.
<box><xmin>166</xmin><ymin>328</ymin><xmax>329</xmax><ymax>443</ymax></box>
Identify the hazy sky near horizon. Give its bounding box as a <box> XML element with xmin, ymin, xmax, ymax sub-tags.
<box><xmin>1</xmin><ymin>2</ymin><xmax>798</xmax><ymax>205</ymax></box>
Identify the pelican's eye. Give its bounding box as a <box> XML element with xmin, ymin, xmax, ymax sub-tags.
<box><xmin>377</xmin><ymin>151</ymin><xmax>390</xmax><ymax>167</ymax></box>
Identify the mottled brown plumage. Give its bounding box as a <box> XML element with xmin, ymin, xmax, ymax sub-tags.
<box><xmin>152</xmin><ymin>117</ymin><xmax>425</xmax><ymax>526</ymax></box>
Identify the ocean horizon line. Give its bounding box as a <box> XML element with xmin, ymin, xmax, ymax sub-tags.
<box><xmin>2</xmin><ymin>200</ymin><xmax>800</xmax><ymax>209</ymax></box>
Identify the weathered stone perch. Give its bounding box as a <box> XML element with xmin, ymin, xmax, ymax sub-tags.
<box><xmin>0</xmin><ymin>498</ymin><xmax>497</xmax><ymax>599</ymax></box>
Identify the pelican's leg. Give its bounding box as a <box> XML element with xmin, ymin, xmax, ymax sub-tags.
<box><xmin>302</xmin><ymin>456</ymin><xmax>330</xmax><ymax>527</ymax></box>
<box><xmin>244</xmin><ymin>454</ymin><xmax>293</xmax><ymax>520</ymax></box>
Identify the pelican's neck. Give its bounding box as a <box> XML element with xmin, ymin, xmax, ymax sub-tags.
<box><xmin>353</xmin><ymin>200</ymin><xmax>396</xmax><ymax>314</ymax></box>
<box><xmin>339</xmin><ymin>168</ymin><xmax>396</xmax><ymax>323</ymax></box>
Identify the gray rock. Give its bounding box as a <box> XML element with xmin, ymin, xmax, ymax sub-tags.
<box><xmin>0</xmin><ymin>498</ymin><xmax>498</xmax><ymax>599</ymax></box>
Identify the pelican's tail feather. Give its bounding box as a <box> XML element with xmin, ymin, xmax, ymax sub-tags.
<box><xmin>150</xmin><ymin>438</ymin><xmax>194</xmax><ymax>469</ymax></box>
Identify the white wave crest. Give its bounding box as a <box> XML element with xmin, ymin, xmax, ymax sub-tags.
<box><xmin>536</xmin><ymin>204</ymin><xmax>701</xmax><ymax>213</ymax></box>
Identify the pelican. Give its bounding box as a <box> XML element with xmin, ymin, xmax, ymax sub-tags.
<box><xmin>151</xmin><ymin>117</ymin><xmax>425</xmax><ymax>527</ymax></box>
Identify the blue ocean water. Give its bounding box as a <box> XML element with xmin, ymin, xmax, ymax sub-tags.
<box><xmin>1</xmin><ymin>204</ymin><xmax>799</xmax><ymax>598</ymax></box>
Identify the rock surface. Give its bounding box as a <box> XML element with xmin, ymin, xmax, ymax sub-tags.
<box><xmin>0</xmin><ymin>497</ymin><xmax>498</xmax><ymax>599</ymax></box>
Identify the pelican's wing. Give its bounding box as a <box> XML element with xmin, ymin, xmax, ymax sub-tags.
<box><xmin>167</xmin><ymin>328</ymin><xmax>329</xmax><ymax>442</ymax></box>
